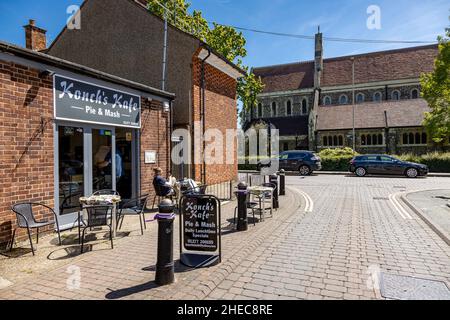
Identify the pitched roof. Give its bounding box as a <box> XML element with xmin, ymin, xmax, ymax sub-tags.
<box><xmin>245</xmin><ymin>116</ymin><xmax>309</xmax><ymax>136</ymax></box>
<box><xmin>253</xmin><ymin>61</ymin><xmax>315</xmax><ymax>93</ymax></box>
<box><xmin>254</xmin><ymin>44</ymin><xmax>438</xmax><ymax>92</ymax></box>
<box><xmin>316</xmin><ymin>99</ymin><xmax>430</xmax><ymax>131</ymax></box>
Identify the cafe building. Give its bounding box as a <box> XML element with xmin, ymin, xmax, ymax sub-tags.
<box><xmin>0</xmin><ymin>39</ymin><xmax>175</xmax><ymax>247</ymax></box>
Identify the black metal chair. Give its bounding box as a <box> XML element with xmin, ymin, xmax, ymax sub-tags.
<box><xmin>80</xmin><ymin>205</ymin><xmax>113</xmax><ymax>254</ymax></box>
<box><xmin>118</xmin><ymin>194</ymin><xmax>150</xmax><ymax>235</ymax></box>
<box><xmin>233</xmin><ymin>192</ymin><xmax>259</xmax><ymax>226</ymax></box>
<box><xmin>10</xmin><ymin>203</ymin><xmax>62</xmax><ymax>256</ymax></box>
<box><xmin>152</xmin><ymin>180</ymin><xmax>175</xmax><ymax>209</ymax></box>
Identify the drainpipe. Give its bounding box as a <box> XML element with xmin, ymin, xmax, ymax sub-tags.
<box><xmin>201</xmin><ymin>48</ymin><xmax>211</xmax><ymax>185</ymax></box>
<box><xmin>384</xmin><ymin>110</ymin><xmax>389</xmax><ymax>154</ymax></box>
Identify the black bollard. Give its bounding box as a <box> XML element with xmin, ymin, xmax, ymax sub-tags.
<box><xmin>155</xmin><ymin>199</ymin><xmax>175</xmax><ymax>286</ymax></box>
<box><xmin>235</xmin><ymin>182</ymin><xmax>249</xmax><ymax>231</ymax></box>
<box><xmin>279</xmin><ymin>169</ymin><xmax>286</xmax><ymax>196</ymax></box>
<box><xmin>269</xmin><ymin>174</ymin><xmax>279</xmax><ymax>209</ymax></box>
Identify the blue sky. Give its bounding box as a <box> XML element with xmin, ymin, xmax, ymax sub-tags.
<box><xmin>0</xmin><ymin>0</ymin><xmax>448</xmax><ymax>68</ymax></box>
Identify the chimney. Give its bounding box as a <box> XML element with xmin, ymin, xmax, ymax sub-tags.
<box><xmin>314</xmin><ymin>27</ymin><xmax>323</xmax><ymax>89</ymax></box>
<box><xmin>24</xmin><ymin>19</ymin><xmax>47</xmax><ymax>51</ymax></box>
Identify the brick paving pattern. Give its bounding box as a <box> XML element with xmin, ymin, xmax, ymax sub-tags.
<box><xmin>1</xmin><ymin>175</ymin><xmax>449</xmax><ymax>300</ymax></box>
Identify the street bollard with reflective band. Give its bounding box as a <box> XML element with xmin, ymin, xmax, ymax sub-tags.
<box><xmin>235</xmin><ymin>182</ymin><xmax>249</xmax><ymax>232</ymax></box>
<box><xmin>155</xmin><ymin>199</ymin><xmax>175</xmax><ymax>286</ymax></box>
<box><xmin>269</xmin><ymin>174</ymin><xmax>279</xmax><ymax>209</ymax></box>
<box><xmin>279</xmin><ymin>169</ymin><xmax>286</xmax><ymax>196</ymax></box>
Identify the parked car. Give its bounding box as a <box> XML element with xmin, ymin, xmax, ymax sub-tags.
<box><xmin>257</xmin><ymin>151</ymin><xmax>322</xmax><ymax>176</ymax></box>
<box><xmin>349</xmin><ymin>155</ymin><xmax>429</xmax><ymax>178</ymax></box>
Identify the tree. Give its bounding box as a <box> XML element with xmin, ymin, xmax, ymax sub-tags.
<box><xmin>420</xmin><ymin>20</ymin><xmax>450</xmax><ymax>144</ymax></box>
<box><xmin>237</xmin><ymin>69</ymin><xmax>265</xmax><ymax>122</ymax></box>
<box><xmin>146</xmin><ymin>0</ymin><xmax>264</xmax><ymax>124</ymax></box>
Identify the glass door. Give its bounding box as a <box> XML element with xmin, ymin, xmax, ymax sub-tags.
<box><xmin>56</xmin><ymin>123</ymin><xmax>138</xmax><ymax>229</ymax></box>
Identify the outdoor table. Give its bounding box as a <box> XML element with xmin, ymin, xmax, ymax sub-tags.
<box><xmin>79</xmin><ymin>195</ymin><xmax>122</xmax><ymax>240</ymax></box>
<box><xmin>248</xmin><ymin>186</ymin><xmax>274</xmax><ymax>222</ymax></box>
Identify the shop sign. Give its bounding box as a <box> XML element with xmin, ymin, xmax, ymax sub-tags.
<box><xmin>54</xmin><ymin>75</ymin><xmax>141</xmax><ymax>128</ymax></box>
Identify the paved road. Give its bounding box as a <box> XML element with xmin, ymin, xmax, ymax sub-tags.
<box><xmin>208</xmin><ymin>175</ymin><xmax>450</xmax><ymax>300</ymax></box>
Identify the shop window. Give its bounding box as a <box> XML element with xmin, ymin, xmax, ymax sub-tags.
<box><xmin>286</xmin><ymin>100</ymin><xmax>292</xmax><ymax>116</ymax></box>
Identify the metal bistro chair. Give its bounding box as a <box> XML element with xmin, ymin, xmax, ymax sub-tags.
<box><xmin>234</xmin><ymin>191</ymin><xmax>259</xmax><ymax>226</ymax></box>
<box><xmin>259</xmin><ymin>182</ymin><xmax>276</xmax><ymax>220</ymax></box>
<box><xmin>80</xmin><ymin>205</ymin><xmax>114</xmax><ymax>254</ymax></box>
<box><xmin>118</xmin><ymin>194</ymin><xmax>150</xmax><ymax>235</ymax></box>
<box><xmin>10</xmin><ymin>203</ymin><xmax>62</xmax><ymax>256</ymax></box>
<box><xmin>152</xmin><ymin>180</ymin><xmax>176</xmax><ymax>210</ymax></box>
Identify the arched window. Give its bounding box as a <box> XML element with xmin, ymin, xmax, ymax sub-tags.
<box><xmin>403</xmin><ymin>133</ymin><xmax>408</xmax><ymax>144</ymax></box>
<box><xmin>378</xmin><ymin>134</ymin><xmax>383</xmax><ymax>145</ymax></box>
<box><xmin>257</xmin><ymin>103</ymin><xmax>263</xmax><ymax>118</ymax></box>
<box><xmin>415</xmin><ymin>133</ymin><xmax>421</xmax><ymax>144</ymax></box>
<box><xmin>373</xmin><ymin>92</ymin><xmax>382</xmax><ymax>102</ymax></box>
<box><xmin>338</xmin><ymin>136</ymin><xmax>344</xmax><ymax>146</ymax></box>
<box><xmin>356</xmin><ymin>93</ymin><xmax>365</xmax><ymax>103</ymax></box>
<box><xmin>339</xmin><ymin>94</ymin><xmax>349</xmax><ymax>105</ymax></box>
<box><xmin>367</xmin><ymin>135</ymin><xmax>372</xmax><ymax>145</ymax></box>
<box><xmin>391</xmin><ymin>90</ymin><xmax>401</xmax><ymax>100</ymax></box>
<box><xmin>302</xmin><ymin>99</ymin><xmax>308</xmax><ymax>115</ymax></box>
<box><xmin>421</xmin><ymin>132</ymin><xmax>427</xmax><ymax>144</ymax></box>
<box><xmin>409</xmin><ymin>133</ymin><xmax>414</xmax><ymax>144</ymax></box>
<box><xmin>411</xmin><ymin>89</ymin><xmax>419</xmax><ymax>99</ymax></box>
<box><xmin>286</xmin><ymin>100</ymin><xmax>292</xmax><ymax>116</ymax></box>
<box><xmin>323</xmin><ymin>136</ymin><xmax>328</xmax><ymax>147</ymax></box>
<box><xmin>372</xmin><ymin>134</ymin><xmax>377</xmax><ymax>145</ymax></box>
<box><xmin>323</xmin><ymin>96</ymin><xmax>332</xmax><ymax>106</ymax></box>
<box><xmin>333</xmin><ymin>136</ymin><xmax>338</xmax><ymax>146</ymax></box>
<box><xmin>361</xmin><ymin>135</ymin><xmax>367</xmax><ymax>146</ymax></box>
<box><xmin>272</xmin><ymin>102</ymin><xmax>277</xmax><ymax>117</ymax></box>
<box><xmin>328</xmin><ymin>136</ymin><xmax>333</xmax><ymax>146</ymax></box>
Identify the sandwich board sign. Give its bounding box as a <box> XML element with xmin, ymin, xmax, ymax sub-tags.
<box><xmin>179</xmin><ymin>195</ymin><xmax>221</xmax><ymax>268</ymax></box>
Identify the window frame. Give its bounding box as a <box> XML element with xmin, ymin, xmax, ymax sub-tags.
<box><xmin>356</xmin><ymin>93</ymin><xmax>365</xmax><ymax>103</ymax></box>
<box><xmin>391</xmin><ymin>90</ymin><xmax>401</xmax><ymax>101</ymax></box>
<box><xmin>339</xmin><ymin>94</ymin><xmax>349</xmax><ymax>105</ymax></box>
<box><xmin>373</xmin><ymin>91</ymin><xmax>383</xmax><ymax>102</ymax></box>
<box><xmin>323</xmin><ymin>96</ymin><xmax>332</xmax><ymax>106</ymax></box>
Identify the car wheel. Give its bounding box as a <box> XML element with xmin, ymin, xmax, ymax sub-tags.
<box><xmin>405</xmin><ymin>168</ymin><xmax>418</xmax><ymax>178</ymax></box>
<box><xmin>299</xmin><ymin>165</ymin><xmax>311</xmax><ymax>176</ymax></box>
<box><xmin>355</xmin><ymin>167</ymin><xmax>367</xmax><ymax>177</ymax></box>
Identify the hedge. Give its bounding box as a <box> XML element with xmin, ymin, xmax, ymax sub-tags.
<box><xmin>238</xmin><ymin>149</ymin><xmax>450</xmax><ymax>173</ymax></box>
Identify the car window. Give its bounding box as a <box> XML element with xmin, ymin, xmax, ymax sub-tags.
<box><xmin>288</xmin><ymin>153</ymin><xmax>303</xmax><ymax>159</ymax></box>
<box><xmin>380</xmin><ymin>156</ymin><xmax>394</xmax><ymax>162</ymax></box>
<box><xmin>279</xmin><ymin>154</ymin><xmax>288</xmax><ymax>160</ymax></box>
<box><xmin>366</xmin><ymin>156</ymin><xmax>378</xmax><ymax>161</ymax></box>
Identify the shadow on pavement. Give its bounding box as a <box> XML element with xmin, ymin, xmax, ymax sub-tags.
<box><xmin>105</xmin><ymin>281</ymin><xmax>159</xmax><ymax>300</ymax></box>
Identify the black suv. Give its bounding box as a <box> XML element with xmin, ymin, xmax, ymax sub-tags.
<box><xmin>349</xmin><ymin>155</ymin><xmax>429</xmax><ymax>178</ymax></box>
<box><xmin>257</xmin><ymin>151</ymin><xmax>322</xmax><ymax>176</ymax></box>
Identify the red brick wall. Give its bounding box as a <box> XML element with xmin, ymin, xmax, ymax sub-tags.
<box><xmin>140</xmin><ymin>99</ymin><xmax>170</xmax><ymax>198</ymax></box>
<box><xmin>192</xmin><ymin>52</ymin><xmax>239</xmax><ymax>185</ymax></box>
<box><xmin>0</xmin><ymin>59</ymin><xmax>170</xmax><ymax>247</ymax></box>
<box><xmin>0</xmin><ymin>60</ymin><xmax>55</xmax><ymax>247</ymax></box>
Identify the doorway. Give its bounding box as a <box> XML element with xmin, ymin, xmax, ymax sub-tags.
<box><xmin>55</xmin><ymin>123</ymin><xmax>138</xmax><ymax>229</ymax></box>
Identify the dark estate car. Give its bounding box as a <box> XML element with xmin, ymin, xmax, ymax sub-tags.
<box><xmin>257</xmin><ymin>151</ymin><xmax>322</xmax><ymax>176</ymax></box>
<box><xmin>349</xmin><ymin>155</ymin><xmax>429</xmax><ymax>178</ymax></box>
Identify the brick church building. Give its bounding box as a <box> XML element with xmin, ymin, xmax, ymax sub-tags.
<box><xmin>245</xmin><ymin>32</ymin><xmax>448</xmax><ymax>155</ymax></box>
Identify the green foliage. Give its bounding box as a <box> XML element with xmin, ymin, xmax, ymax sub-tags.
<box><xmin>318</xmin><ymin>148</ymin><xmax>357</xmax><ymax>158</ymax></box>
<box><xmin>146</xmin><ymin>0</ymin><xmax>262</xmax><ymax>123</ymax></box>
<box><xmin>397</xmin><ymin>152</ymin><xmax>450</xmax><ymax>173</ymax></box>
<box><xmin>420</xmin><ymin>19</ymin><xmax>450</xmax><ymax>144</ymax></box>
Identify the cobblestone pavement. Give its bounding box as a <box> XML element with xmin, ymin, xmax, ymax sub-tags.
<box><xmin>1</xmin><ymin>175</ymin><xmax>449</xmax><ymax>300</ymax></box>
<box><xmin>206</xmin><ymin>175</ymin><xmax>450</xmax><ymax>300</ymax></box>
